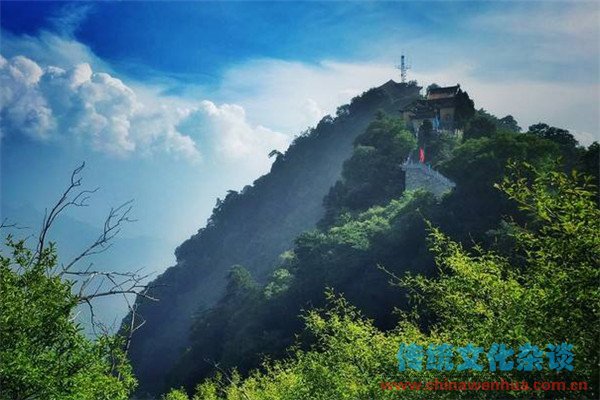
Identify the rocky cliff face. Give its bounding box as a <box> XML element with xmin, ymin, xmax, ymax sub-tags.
<box><xmin>124</xmin><ymin>81</ymin><xmax>422</xmax><ymax>396</ymax></box>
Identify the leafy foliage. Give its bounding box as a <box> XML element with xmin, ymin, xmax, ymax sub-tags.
<box><xmin>437</xmin><ymin>131</ymin><xmax>561</xmax><ymax>243</ymax></box>
<box><xmin>467</xmin><ymin>109</ymin><xmax>522</xmax><ymax>136</ymax></box>
<box><xmin>400</xmin><ymin>164</ymin><xmax>599</xmax><ymax>394</ymax></box>
<box><xmin>0</xmin><ymin>238</ymin><xmax>136</xmax><ymax>400</ymax></box>
<box><xmin>576</xmin><ymin>141</ymin><xmax>599</xmax><ymax>185</ymax></box>
<box><xmin>423</xmin><ymin>130</ymin><xmax>461</xmax><ymax>167</ymax></box>
<box><xmin>463</xmin><ymin>114</ymin><xmax>497</xmax><ymax>140</ymax></box>
<box><xmin>322</xmin><ymin>114</ymin><xmax>416</xmax><ymax>225</ymax></box>
<box><xmin>527</xmin><ymin>123</ymin><xmax>578</xmax><ymax>148</ymax></box>
<box><xmin>497</xmin><ymin>115</ymin><xmax>521</xmax><ymax>132</ymax></box>
<box><xmin>166</xmin><ymin>163</ymin><xmax>599</xmax><ymax>400</ymax></box>
<box><xmin>453</xmin><ymin>89</ymin><xmax>476</xmax><ymax>129</ymax></box>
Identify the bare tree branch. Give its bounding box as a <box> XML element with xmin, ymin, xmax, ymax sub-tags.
<box><xmin>25</xmin><ymin>162</ymin><xmax>159</xmax><ymax>343</ymax></box>
<box><xmin>60</xmin><ymin>200</ymin><xmax>136</xmax><ymax>275</ymax></box>
<box><xmin>0</xmin><ymin>218</ymin><xmax>29</xmax><ymax>230</ymax></box>
<box><xmin>34</xmin><ymin>162</ymin><xmax>101</xmax><ymax>267</ymax></box>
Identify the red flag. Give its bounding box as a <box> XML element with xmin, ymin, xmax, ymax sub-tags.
<box><xmin>419</xmin><ymin>147</ymin><xmax>425</xmax><ymax>163</ymax></box>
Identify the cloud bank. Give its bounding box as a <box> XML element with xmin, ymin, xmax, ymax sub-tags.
<box><xmin>0</xmin><ymin>54</ymin><xmax>199</xmax><ymax>160</ymax></box>
<box><xmin>0</xmin><ymin>53</ymin><xmax>290</xmax><ymax>164</ymax></box>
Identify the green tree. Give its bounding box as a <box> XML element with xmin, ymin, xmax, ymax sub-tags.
<box><xmin>322</xmin><ymin>114</ymin><xmax>416</xmax><ymax>224</ymax></box>
<box><xmin>182</xmin><ymin>163</ymin><xmax>599</xmax><ymax>399</ymax></box>
<box><xmin>424</xmin><ymin>131</ymin><xmax>460</xmax><ymax>167</ymax></box>
<box><xmin>438</xmin><ymin>131</ymin><xmax>560</xmax><ymax>242</ymax></box>
<box><xmin>0</xmin><ymin>236</ymin><xmax>137</xmax><ymax>400</ymax></box>
<box><xmin>162</xmin><ymin>388</ymin><xmax>191</xmax><ymax>400</ymax></box>
<box><xmin>264</xmin><ymin>268</ymin><xmax>293</xmax><ymax>299</ymax></box>
<box><xmin>0</xmin><ymin>164</ymin><xmax>146</xmax><ymax>400</ymax></box>
<box><xmin>528</xmin><ymin>123</ymin><xmax>578</xmax><ymax>148</ymax></box>
<box><xmin>576</xmin><ymin>141</ymin><xmax>599</xmax><ymax>185</ymax></box>
<box><xmin>526</xmin><ymin>123</ymin><xmax>585</xmax><ymax>173</ymax></box>
<box><xmin>417</xmin><ymin>119</ymin><xmax>434</xmax><ymax>149</ymax></box>
<box><xmin>497</xmin><ymin>115</ymin><xmax>521</xmax><ymax>132</ymax></box>
<box><xmin>453</xmin><ymin>89</ymin><xmax>476</xmax><ymax>129</ymax></box>
<box><xmin>463</xmin><ymin>114</ymin><xmax>497</xmax><ymax>140</ymax></box>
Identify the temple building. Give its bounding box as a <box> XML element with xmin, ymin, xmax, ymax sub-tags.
<box><xmin>400</xmin><ymin>84</ymin><xmax>463</xmax><ymax>134</ymax></box>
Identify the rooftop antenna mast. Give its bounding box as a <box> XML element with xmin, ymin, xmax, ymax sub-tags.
<box><xmin>396</xmin><ymin>54</ymin><xmax>411</xmax><ymax>83</ymax></box>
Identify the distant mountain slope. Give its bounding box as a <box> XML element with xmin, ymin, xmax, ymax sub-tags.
<box><xmin>126</xmin><ymin>81</ymin><xmax>422</xmax><ymax>395</ymax></box>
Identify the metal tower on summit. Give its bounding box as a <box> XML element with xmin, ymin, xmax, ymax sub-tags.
<box><xmin>397</xmin><ymin>54</ymin><xmax>411</xmax><ymax>83</ymax></box>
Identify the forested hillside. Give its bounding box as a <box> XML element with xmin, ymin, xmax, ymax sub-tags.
<box><xmin>126</xmin><ymin>81</ymin><xmax>423</xmax><ymax>396</ymax></box>
<box><xmin>126</xmin><ymin>79</ymin><xmax>599</xmax><ymax>398</ymax></box>
<box><xmin>157</xmin><ymin>98</ymin><xmax>599</xmax><ymax>397</ymax></box>
<box><xmin>167</xmin><ymin>160</ymin><xmax>600</xmax><ymax>399</ymax></box>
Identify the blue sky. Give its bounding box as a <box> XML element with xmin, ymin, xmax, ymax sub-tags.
<box><xmin>1</xmin><ymin>1</ymin><xmax>599</xmax><ymax>300</ymax></box>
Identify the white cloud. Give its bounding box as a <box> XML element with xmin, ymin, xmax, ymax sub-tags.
<box><xmin>1</xmin><ymin>29</ymin><xmax>109</xmax><ymax>72</ymax></box>
<box><xmin>47</xmin><ymin>3</ymin><xmax>95</xmax><ymax>36</ymax></box>
<box><xmin>301</xmin><ymin>98</ymin><xmax>326</xmax><ymax>125</ymax></box>
<box><xmin>0</xmin><ymin>53</ymin><xmax>295</xmax><ymax>164</ymax></box>
<box><xmin>0</xmin><ymin>54</ymin><xmax>200</xmax><ymax>160</ymax></box>
<box><xmin>0</xmin><ymin>55</ymin><xmax>54</xmax><ymax>140</ymax></box>
<box><xmin>179</xmin><ymin>101</ymin><xmax>288</xmax><ymax>165</ymax></box>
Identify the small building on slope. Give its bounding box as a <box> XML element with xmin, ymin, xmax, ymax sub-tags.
<box><xmin>400</xmin><ymin>84</ymin><xmax>464</xmax><ymax>135</ymax></box>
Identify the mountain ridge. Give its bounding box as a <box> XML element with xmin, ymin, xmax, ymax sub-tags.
<box><xmin>126</xmin><ymin>80</ymin><xmax>423</xmax><ymax>395</ymax></box>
